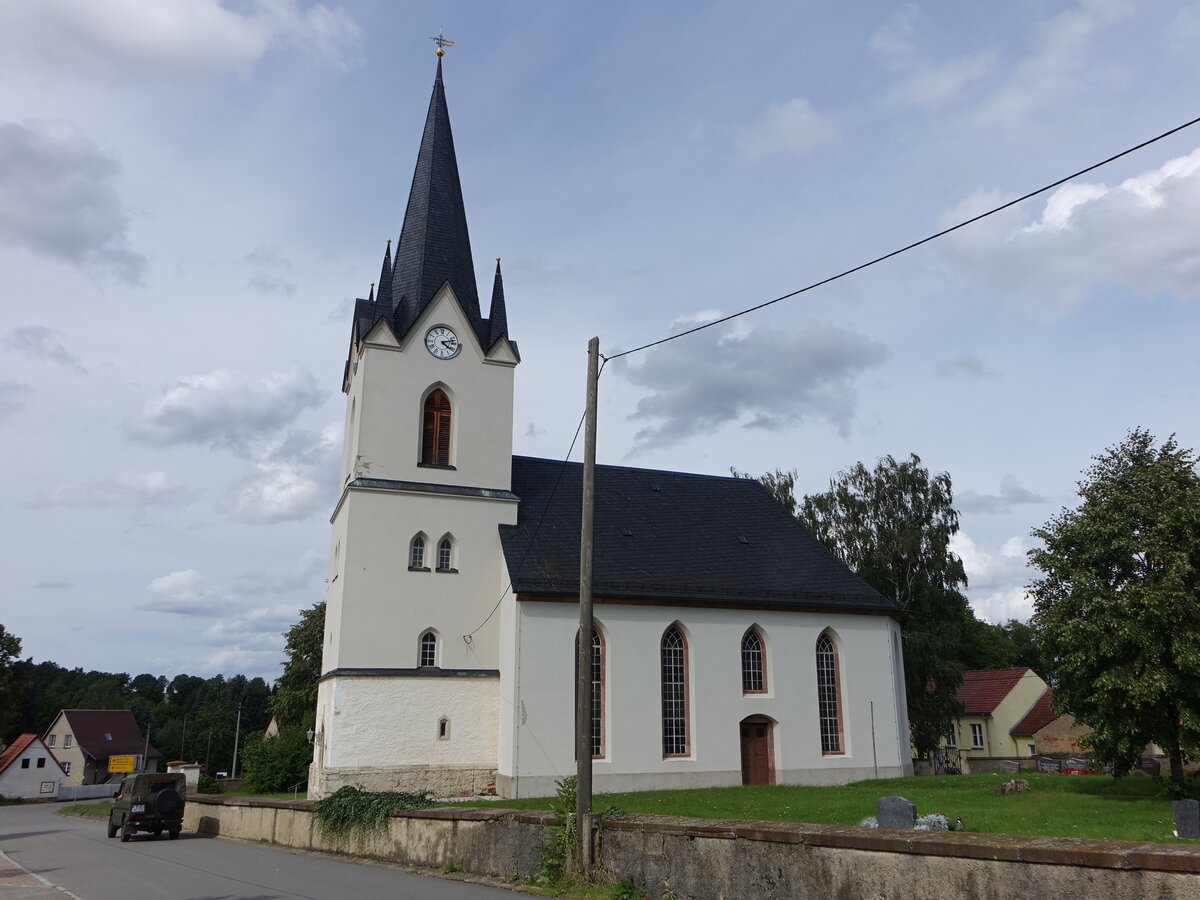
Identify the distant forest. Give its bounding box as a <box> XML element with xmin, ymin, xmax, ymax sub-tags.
<box><xmin>3</xmin><ymin>659</ymin><xmax>272</xmax><ymax>776</ymax></box>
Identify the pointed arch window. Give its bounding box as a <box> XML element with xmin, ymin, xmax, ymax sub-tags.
<box><xmin>409</xmin><ymin>534</ymin><xmax>427</xmax><ymax>570</ymax></box>
<box><xmin>574</xmin><ymin>626</ymin><xmax>605</xmax><ymax>758</ymax></box>
<box><xmin>419</xmin><ymin>631</ymin><xmax>438</xmax><ymax>668</ymax></box>
<box><xmin>816</xmin><ymin>631</ymin><xmax>844</xmax><ymax>755</ymax></box>
<box><xmin>436</xmin><ymin>535</ymin><xmax>456</xmax><ymax>572</ymax></box>
<box><xmin>741</xmin><ymin>628</ymin><xmax>766</xmax><ymax>694</ymax></box>
<box><xmin>421</xmin><ymin>389</ymin><xmax>452</xmax><ymax>467</ymax></box>
<box><xmin>661</xmin><ymin>625</ymin><xmax>689</xmax><ymax>757</ymax></box>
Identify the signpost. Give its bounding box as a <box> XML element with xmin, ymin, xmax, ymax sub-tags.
<box><xmin>109</xmin><ymin>755</ymin><xmax>136</xmax><ymax>773</ymax></box>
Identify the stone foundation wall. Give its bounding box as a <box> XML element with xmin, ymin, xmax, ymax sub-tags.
<box><xmin>310</xmin><ymin>764</ymin><xmax>497</xmax><ymax>798</ymax></box>
<box><xmin>184</xmin><ymin>796</ymin><xmax>1200</xmax><ymax>900</ymax></box>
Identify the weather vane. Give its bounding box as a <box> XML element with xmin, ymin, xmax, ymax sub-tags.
<box><xmin>430</xmin><ymin>28</ymin><xmax>454</xmax><ymax>57</ymax></box>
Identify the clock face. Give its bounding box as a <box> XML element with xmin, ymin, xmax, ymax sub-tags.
<box><xmin>424</xmin><ymin>326</ymin><xmax>461</xmax><ymax>359</ymax></box>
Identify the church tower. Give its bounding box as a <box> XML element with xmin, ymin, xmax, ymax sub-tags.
<box><xmin>310</xmin><ymin>57</ymin><xmax>520</xmax><ymax>798</ymax></box>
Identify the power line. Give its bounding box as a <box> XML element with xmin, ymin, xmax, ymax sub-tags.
<box><xmin>461</xmin><ymin>361</ymin><xmax>608</xmax><ymax>642</ymax></box>
<box><xmin>604</xmin><ymin>113</ymin><xmax>1200</xmax><ymax>363</ymax></box>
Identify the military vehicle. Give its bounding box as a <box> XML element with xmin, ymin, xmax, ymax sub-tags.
<box><xmin>107</xmin><ymin>773</ymin><xmax>186</xmax><ymax>841</ymax></box>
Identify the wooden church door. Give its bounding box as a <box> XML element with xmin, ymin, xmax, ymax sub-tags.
<box><xmin>740</xmin><ymin>716</ymin><xmax>774</xmax><ymax>785</ymax></box>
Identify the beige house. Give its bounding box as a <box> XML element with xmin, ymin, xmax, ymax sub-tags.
<box><xmin>42</xmin><ymin>709</ymin><xmax>160</xmax><ymax>785</ymax></box>
<box><xmin>941</xmin><ymin>669</ymin><xmax>1049</xmax><ymax>761</ymax></box>
<box><xmin>1009</xmin><ymin>688</ymin><xmax>1093</xmax><ymax>757</ymax></box>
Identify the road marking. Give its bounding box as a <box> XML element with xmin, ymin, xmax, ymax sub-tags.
<box><xmin>0</xmin><ymin>849</ymin><xmax>85</xmax><ymax>899</ymax></box>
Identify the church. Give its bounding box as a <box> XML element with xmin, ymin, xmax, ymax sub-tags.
<box><xmin>308</xmin><ymin>57</ymin><xmax>913</xmax><ymax>799</ymax></box>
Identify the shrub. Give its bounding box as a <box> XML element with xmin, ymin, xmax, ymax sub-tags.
<box><xmin>313</xmin><ymin>786</ymin><xmax>433</xmax><ymax>839</ymax></box>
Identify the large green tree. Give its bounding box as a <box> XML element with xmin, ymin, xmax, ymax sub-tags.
<box><xmin>0</xmin><ymin>625</ymin><xmax>23</xmax><ymax>741</ymax></box>
<box><xmin>797</xmin><ymin>454</ymin><xmax>974</xmax><ymax>756</ymax></box>
<box><xmin>1030</xmin><ymin>429</ymin><xmax>1200</xmax><ymax>787</ymax></box>
<box><xmin>270</xmin><ymin>601</ymin><xmax>325</xmax><ymax>730</ymax></box>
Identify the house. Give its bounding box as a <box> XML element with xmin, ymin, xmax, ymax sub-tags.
<box><xmin>942</xmin><ymin>669</ymin><xmax>1047</xmax><ymax>762</ymax></box>
<box><xmin>1009</xmin><ymin>688</ymin><xmax>1093</xmax><ymax>758</ymax></box>
<box><xmin>42</xmin><ymin>709</ymin><xmax>161</xmax><ymax>785</ymax></box>
<box><xmin>0</xmin><ymin>734</ymin><xmax>65</xmax><ymax>800</ymax></box>
<box><xmin>307</xmin><ymin>54</ymin><xmax>913</xmax><ymax>799</ymax></box>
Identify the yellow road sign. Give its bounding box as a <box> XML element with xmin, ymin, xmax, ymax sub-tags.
<box><xmin>108</xmin><ymin>755</ymin><xmax>136</xmax><ymax>773</ymax></box>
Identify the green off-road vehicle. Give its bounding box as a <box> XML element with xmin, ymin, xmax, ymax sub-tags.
<box><xmin>107</xmin><ymin>773</ymin><xmax>186</xmax><ymax>841</ymax></box>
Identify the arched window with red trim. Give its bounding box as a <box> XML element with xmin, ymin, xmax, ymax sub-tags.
<box><xmin>661</xmin><ymin>625</ymin><xmax>689</xmax><ymax>757</ymax></box>
<box><xmin>421</xmin><ymin>389</ymin><xmax>452</xmax><ymax>466</ymax></box>
<box><xmin>816</xmin><ymin>631</ymin><xmax>844</xmax><ymax>755</ymax></box>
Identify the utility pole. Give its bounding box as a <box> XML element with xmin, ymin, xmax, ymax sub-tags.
<box><xmin>575</xmin><ymin>336</ymin><xmax>599</xmax><ymax>878</ymax></box>
<box><xmin>231</xmin><ymin>702</ymin><xmax>243</xmax><ymax>779</ymax></box>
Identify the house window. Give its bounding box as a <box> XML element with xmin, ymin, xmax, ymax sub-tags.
<box><xmin>409</xmin><ymin>534</ymin><xmax>427</xmax><ymax>570</ymax></box>
<box><xmin>1029</xmin><ymin>744</ymin><xmax>1036</xmax><ymax>756</ymax></box>
<box><xmin>20</xmin><ymin>759</ymin><xmax>29</xmax><ymax>769</ymax></box>
<box><xmin>62</xmin><ymin>761</ymin><xmax>70</xmax><ymax>774</ymax></box>
<box><xmin>574</xmin><ymin>626</ymin><xmax>605</xmax><ymax>759</ymax></box>
<box><xmin>104</xmin><ymin>733</ymin><xmax>112</xmax><ymax>741</ymax></box>
<box><xmin>661</xmin><ymin>625</ymin><xmax>689</xmax><ymax>757</ymax></box>
<box><xmin>47</xmin><ymin>735</ymin><xmax>56</xmax><ymax>747</ymax></box>
<box><xmin>944</xmin><ymin>727</ymin><xmax>957</xmax><ymax>748</ymax></box>
<box><xmin>37</xmin><ymin>757</ymin><xmax>45</xmax><ymax>768</ymax></box>
<box><xmin>419</xmin><ymin>631</ymin><xmax>437</xmax><ymax>667</ymax></box>
<box><xmin>438</xmin><ymin>717</ymin><xmax>451</xmax><ymax>740</ymax></box>
<box><xmin>421</xmin><ymin>389</ymin><xmax>452</xmax><ymax>466</ymax></box>
<box><xmin>816</xmin><ymin>631</ymin><xmax>843</xmax><ymax>755</ymax></box>
<box><xmin>436</xmin><ymin>536</ymin><xmax>454</xmax><ymax>572</ymax></box>
<box><xmin>64</xmin><ymin>735</ymin><xmax>72</xmax><ymax>748</ymax></box>
<box><xmin>741</xmin><ymin>628</ymin><xmax>766</xmax><ymax>694</ymax></box>
<box><xmin>971</xmin><ymin>723</ymin><xmax>984</xmax><ymax>749</ymax></box>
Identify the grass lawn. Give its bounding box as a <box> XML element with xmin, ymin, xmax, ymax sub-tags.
<box><xmin>464</xmin><ymin>773</ymin><xmax>1193</xmax><ymax>844</ymax></box>
<box><xmin>59</xmin><ymin>801</ymin><xmax>112</xmax><ymax>819</ymax></box>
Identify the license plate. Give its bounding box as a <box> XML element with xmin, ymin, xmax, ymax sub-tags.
<box><xmin>131</xmin><ymin>804</ymin><xmax>145</xmax><ymax>813</ymax></box>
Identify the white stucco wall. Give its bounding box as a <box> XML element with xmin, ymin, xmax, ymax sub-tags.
<box><xmin>0</xmin><ymin>741</ymin><xmax>63</xmax><ymax>799</ymax></box>
<box><xmin>316</xmin><ymin>674</ymin><xmax>498</xmax><ymax>770</ymax></box>
<box><xmin>498</xmin><ymin>600</ymin><xmax>912</xmax><ymax>797</ymax></box>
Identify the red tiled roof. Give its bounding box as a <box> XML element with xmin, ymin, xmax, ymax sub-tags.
<box><xmin>56</xmin><ymin>710</ymin><xmax>158</xmax><ymax>759</ymax></box>
<box><xmin>955</xmin><ymin>668</ymin><xmax>1030</xmax><ymax>715</ymax></box>
<box><xmin>1011</xmin><ymin>689</ymin><xmax>1060</xmax><ymax>735</ymax></box>
<box><xmin>0</xmin><ymin>734</ymin><xmax>37</xmax><ymax>776</ymax></box>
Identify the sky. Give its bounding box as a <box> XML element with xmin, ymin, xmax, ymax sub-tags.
<box><xmin>1</xmin><ymin>0</ymin><xmax>1198</xmax><ymax>683</ymax></box>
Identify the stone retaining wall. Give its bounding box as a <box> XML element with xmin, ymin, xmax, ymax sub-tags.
<box><xmin>184</xmin><ymin>796</ymin><xmax>1200</xmax><ymax>899</ymax></box>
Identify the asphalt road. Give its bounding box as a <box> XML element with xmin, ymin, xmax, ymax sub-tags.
<box><xmin>0</xmin><ymin>801</ymin><xmax>522</xmax><ymax>900</ymax></box>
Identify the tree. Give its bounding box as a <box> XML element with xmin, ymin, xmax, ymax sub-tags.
<box><xmin>999</xmin><ymin>619</ymin><xmax>1044</xmax><ymax>676</ymax></box>
<box><xmin>731</xmin><ymin>467</ymin><xmax>798</xmax><ymax>516</ymax></box>
<box><xmin>1030</xmin><ymin>429</ymin><xmax>1200</xmax><ymax>788</ymax></box>
<box><xmin>799</xmin><ymin>454</ymin><xmax>974</xmax><ymax>757</ymax></box>
<box><xmin>240</xmin><ymin>728</ymin><xmax>313</xmax><ymax>793</ymax></box>
<box><xmin>271</xmin><ymin>602</ymin><xmax>325</xmax><ymax>729</ymax></box>
<box><xmin>0</xmin><ymin>625</ymin><xmax>22</xmax><ymax>741</ymax></box>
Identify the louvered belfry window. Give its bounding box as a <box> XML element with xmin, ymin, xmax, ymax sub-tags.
<box><xmin>422</xmin><ymin>389</ymin><xmax>452</xmax><ymax>466</ymax></box>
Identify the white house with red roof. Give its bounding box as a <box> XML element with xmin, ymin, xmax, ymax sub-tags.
<box><xmin>0</xmin><ymin>734</ymin><xmax>65</xmax><ymax>800</ymax></box>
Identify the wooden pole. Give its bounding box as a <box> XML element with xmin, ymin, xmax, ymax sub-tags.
<box><xmin>575</xmin><ymin>336</ymin><xmax>599</xmax><ymax>878</ymax></box>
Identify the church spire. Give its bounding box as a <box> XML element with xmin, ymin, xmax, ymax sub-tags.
<box><xmin>375</xmin><ymin>238</ymin><xmax>393</xmax><ymax>311</ymax></box>
<box><xmin>488</xmin><ymin>258</ymin><xmax>508</xmax><ymax>347</ymax></box>
<box><xmin>390</xmin><ymin>57</ymin><xmax>481</xmax><ymax>336</ymax></box>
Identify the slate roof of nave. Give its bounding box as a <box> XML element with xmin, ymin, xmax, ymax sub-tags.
<box><xmin>499</xmin><ymin>456</ymin><xmax>897</xmax><ymax>615</ymax></box>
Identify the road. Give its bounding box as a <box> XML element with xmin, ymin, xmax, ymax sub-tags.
<box><xmin>0</xmin><ymin>801</ymin><xmax>522</xmax><ymax>900</ymax></box>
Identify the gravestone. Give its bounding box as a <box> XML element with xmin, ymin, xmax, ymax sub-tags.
<box><xmin>1037</xmin><ymin>756</ymin><xmax>1061</xmax><ymax>774</ymax></box>
<box><xmin>1173</xmin><ymin>800</ymin><xmax>1200</xmax><ymax>838</ymax></box>
<box><xmin>1140</xmin><ymin>757</ymin><xmax>1161</xmax><ymax>776</ymax></box>
<box><xmin>877</xmin><ymin>795</ymin><xmax>916</xmax><ymax>829</ymax></box>
<box><xmin>1064</xmin><ymin>757</ymin><xmax>1089</xmax><ymax>771</ymax></box>
<box><xmin>997</xmin><ymin>760</ymin><xmax>1021</xmax><ymax>775</ymax></box>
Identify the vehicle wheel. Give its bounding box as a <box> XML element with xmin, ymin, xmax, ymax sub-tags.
<box><xmin>106</xmin><ymin>816</ymin><xmax>118</xmax><ymax>839</ymax></box>
<box><xmin>120</xmin><ymin>820</ymin><xmax>133</xmax><ymax>843</ymax></box>
<box><xmin>154</xmin><ymin>789</ymin><xmax>183</xmax><ymax>817</ymax></box>
<box><xmin>168</xmin><ymin>828</ymin><xmax>180</xmax><ymax>840</ymax></box>
<box><xmin>153</xmin><ymin>828</ymin><xmax>162</xmax><ymax>839</ymax></box>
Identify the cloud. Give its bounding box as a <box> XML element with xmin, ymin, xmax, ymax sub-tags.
<box><xmin>30</xmin><ymin>471</ymin><xmax>199</xmax><ymax>509</ymax></box>
<box><xmin>244</xmin><ymin>244</ymin><xmax>297</xmax><ymax>298</ymax></box>
<box><xmin>232</xmin><ymin>549</ymin><xmax>324</xmax><ymax>595</ymax></box>
<box><xmin>4</xmin><ymin>326</ymin><xmax>85</xmax><ymax>372</ymax></box>
<box><xmin>942</xmin><ymin>147</ymin><xmax>1200</xmax><ymax>310</ymax></box>
<box><xmin>138</xmin><ymin>568</ymin><xmax>238</xmax><ymax>616</ymax></box>
<box><xmin>618</xmin><ymin>315</ymin><xmax>888</xmax><ymax>452</ymax></box>
<box><xmin>0</xmin><ymin>381</ymin><xmax>32</xmax><ymax>423</ymax></box>
<box><xmin>972</xmin><ymin>0</ymin><xmax>1132</xmax><ymax>128</ymax></box>
<box><xmin>0</xmin><ymin>0</ymin><xmax>363</xmax><ymax>81</ymax></box>
<box><xmin>220</xmin><ymin>425</ymin><xmax>340</xmax><ymax>524</ymax></box>
<box><xmin>934</xmin><ymin>355</ymin><xmax>998</xmax><ymax>380</ymax></box>
<box><xmin>33</xmin><ymin>580</ymin><xmax>72</xmax><ymax>589</ymax></box>
<box><xmin>737</xmin><ymin>98</ymin><xmax>835</xmax><ymax>160</ymax></box>
<box><xmin>951</xmin><ymin>532</ymin><xmax>1036</xmax><ymax>623</ymax></box>
<box><xmin>958</xmin><ymin>474</ymin><xmax>1047</xmax><ymax>514</ymax></box>
<box><xmin>128</xmin><ymin>367</ymin><xmax>324</xmax><ymax>451</ymax></box>
<box><xmin>0</xmin><ymin>121</ymin><xmax>146</xmax><ymax>283</ymax></box>
<box><xmin>869</xmin><ymin>5</ymin><xmax>997</xmax><ymax>107</ymax></box>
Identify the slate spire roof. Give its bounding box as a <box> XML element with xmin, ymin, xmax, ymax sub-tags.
<box><xmin>347</xmin><ymin>58</ymin><xmax>512</xmax><ymax>363</ymax></box>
